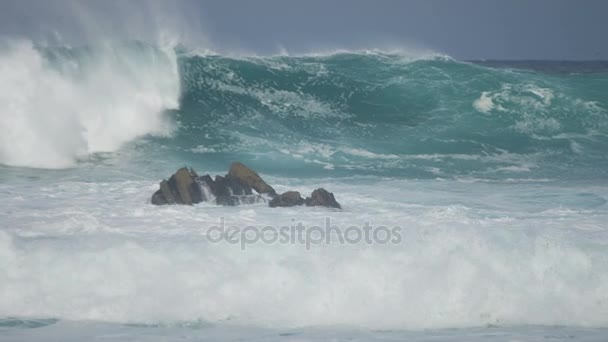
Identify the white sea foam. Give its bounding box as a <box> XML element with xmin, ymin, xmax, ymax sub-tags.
<box><xmin>1</xmin><ymin>177</ymin><xmax>608</xmax><ymax>329</ymax></box>
<box><xmin>215</xmin><ymin>82</ymin><xmax>347</xmax><ymax>120</ymax></box>
<box><xmin>190</xmin><ymin>146</ymin><xmax>218</xmax><ymax>153</ymax></box>
<box><xmin>184</xmin><ymin>46</ymin><xmax>449</xmax><ymax>62</ymax></box>
<box><xmin>473</xmin><ymin>91</ymin><xmax>496</xmax><ymax>113</ymax></box>
<box><xmin>472</xmin><ymin>84</ymin><xmax>572</xmax><ymax>136</ymax></box>
<box><xmin>0</xmin><ymin>39</ymin><xmax>179</xmax><ymax>169</ymax></box>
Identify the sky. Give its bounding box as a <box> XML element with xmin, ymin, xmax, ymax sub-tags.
<box><xmin>0</xmin><ymin>0</ymin><xmax>606</xmax><ymax>60</ymax></box>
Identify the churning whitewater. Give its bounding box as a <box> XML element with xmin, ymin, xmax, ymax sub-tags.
<box><xmin>1</xmin><ymin>39</ymin><xmax>608</xmax><ymax>337</ymax></box>
<box><xmin>0</xmin><ymin>40</ymin><xmax>180</xmax><ymax>168</ymax></box>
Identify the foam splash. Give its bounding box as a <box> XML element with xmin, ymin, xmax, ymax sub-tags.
<box><xmin>0</xmin><ymin>39</ymin><xmax>179</xmax><ymax>169</ymax></box>
<box><xmin>473</xmin><ymin>91</ymin><xmax>496</xmax><ymax>113</ymax></box>
<box><xmin>1</xmin><ymin>179</ymin><xmax>608</xmax><ymax>329</ymax></box>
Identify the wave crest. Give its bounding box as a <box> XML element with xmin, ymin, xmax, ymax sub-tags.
<box><xmin>0</xmin><ymin>40</ymin><xmax>180</xmax><ymax>168</ymax></box>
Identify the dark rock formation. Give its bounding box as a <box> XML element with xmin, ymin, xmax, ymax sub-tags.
<box><xmin>228</xmin><ymin>162</ymin><xmax>276</xmax><ymax>197</ymax></box>
<box><xmin>269</xmin><ymin>191</ymin><xmax>305</xmax><ymax>208</ymax></box>
<box><xmin>161</xmin><ymin>179</ymin><xmax>177</xmax><ymax>203</ymax></box>
<box><xmin>305</xmin><ymin>188</ymin><xmax>341</xmax><ymax>209</ymax></box>
<box><xmin>213</xmin><ymin>175</ymin><xmax>253</xmax><ymax>197</ymax></box>
<box><xmin>227</xmin><ymin>176</ymin><xmax>254</xmax><ymax>195</ymax></box>
<box><xmin>196</xmin><ymin>175</ymin><xmax>216</xmax><ymax>202</ymax></box>
<box><xmin>189</xmin><ymin>178</ymin><xmax>204</xmax><ymax>204</ymax></box>
<box><xmin>217</xmin><ymin>195</ymin><xmax>266</xmax><ymax>206</ymax></box>
<box><xmin>168</xmin><ymin>167</ymin><xmax>197</xmax><ymax>205</ymax></box>
<box><xmin>151</xmin><ymin>164</ymin><xmax>342</xmax><ymax>209</ymax></box>
<box><xmin>152</xmin><ymin>166</ymin><xmax>266</xmax><ymax>206</ymax></box>
<box><xmin>151</xmin><ymin>167</ymin><xmax>201</xmax><ymax>205</ymax></box>
<box><xmin>211</xmin><ymin>176</ymin><xmax>231</xmax><ymax>197</ymax></box>
<box><xmin>151</xmin><ymin>187</ymin><xmax>168</xmax><ymax>205</ymax></box>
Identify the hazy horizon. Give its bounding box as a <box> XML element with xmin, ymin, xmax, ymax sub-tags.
<box><xmin>0</xmin><ymin>0</ymin><xmax>607</xmax><ymax>60</ymax></box>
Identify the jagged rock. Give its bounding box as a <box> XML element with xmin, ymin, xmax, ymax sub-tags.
<box><xmin>190</xmin><ymin>179</ymin><xmax>204</xmax><ymax>203</ymax></box>
<box><xmin>213</xmin><ymin>175</ymin><xmax>253</xmax><ymax>197</ymax></box>
<box><xmin>228</xmin><ymin>162</ymin><xmax>276</xmax><ymax>197</ymax></box>
<box><xmin>151</xmin><ymin>189</ymin><xmax>167</xmax><ymax>205</ymax></box>
<box><xmin>159</xmin><ymin>179</ymin><xmax>176</xmax><ymax>204</ymax></box>
<box><xmin>217</xmin><ymin>195</ymin><xmax>266</xmax><ymax>206</ymax></box>
<box><xmin>167</xmin><ymin>167</ymin><xmax>198</xmax><ymax>205</ymax></box>
<box><xmin>198</xmin><ymin>174</ymin><xmax>214</xmax><ymax>185</ymax></box>
<box><xmin>305</xmin><ymin>188</ymin><xmax>341</xmax><ymax>209</ymax></box>
<box><xmin>151</xmin><ymin>164</ymin><xmax>343</xmax><ymax>209</ymax></box>
<box><xmin>226</xmin><ymin>176</ymin><xmax>253</xmax><ymax>195</ymax></box>
<box><xmin>151</xmin><ymin>167</ymin><xmax>201</xmax><ymax>205</ymax></box>
<box><xmin>196</xmin><ymin>175</ymin><xmax>216</xmax><ymax>201</ymax></box>
<box><xmin>269</xmin><ymin>191</ymin><xmax>305</xmax><ymax>208</ymax></box>
<box><xmin>212</xmin><ymin>176</ymin><xmax>230</xmax><ymax>197</ymax></box>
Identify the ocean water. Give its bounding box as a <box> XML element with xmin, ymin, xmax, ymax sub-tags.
<box><xmin>1</xmin><ymin>40</ymin><xmax>608</xmax><ymax>341</ymax></box>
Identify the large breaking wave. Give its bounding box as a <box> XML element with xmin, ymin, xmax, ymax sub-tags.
<box><xmin>170</xmin><ymin>51</ymin><xmax>608</xmax><ymax>180</ymax></box>
<box><xmin>0</xmin><ymin>40</ymin><xmax>179</xmax><ymax>168</ymax></box>
<box><xmin>1</xmin><ymin>42</ymin><xmax>607</xmax><ymax>179</ymax></box>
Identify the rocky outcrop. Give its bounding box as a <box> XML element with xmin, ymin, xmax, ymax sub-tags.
<box><xmin>171</xmin><ymin>167</ymin><xmax>199</xmax><ymax>205</ymax></box>
<box><xmin>151</xmin><ymin>163</ymin><xmax>270</xmax><ymax>206</ymax></box>
<box><xmin>269</xmin><ymin>191</ymin><xmax>305</xmax><ymax>208</ymax></box>
<box><xmin>151</xmin><ymin>167</ymin><xmax>200</xmax><ymax>205</ymax></box>
<box><xmin>151</xmin><ymin>163</ymin><xmax>342</xmax><ymax>209</ymax></box>
<box><xmin>305</xmin><ymin>188</ymin><xmax>341</xmax><ymax>209</ymax></box>
<box><xmin>217</xmin><ymin>195</ymin><xmax>265</xmax><ymax>206</ymax></box>
<box><xmin>228</xmin><ymin>162</ymin><xmax>277</xmax><ymax>197</ymax></box>
<box><xmin>213</xmin><ymin>175</ymin><xmax>253</xmax><ymax>197</ymax></box>
<box><xmin>151</xmin><ymin>181</ymin><xmax>170</xmax><ymax>205</ymax></box>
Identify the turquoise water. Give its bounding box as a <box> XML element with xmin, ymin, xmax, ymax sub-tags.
<box><xmin>1</xmin><ymin>42</ymin><xmax>608</xmax><ymax>341</ymax></box>
<box><xmin>169</xmin><ymin>52</ymin><xmax>608</xmax><ymax>180</ymax></box>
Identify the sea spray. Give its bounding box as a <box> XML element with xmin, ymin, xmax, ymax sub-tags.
<box><xmin>0</xmin><ymin>178</ymin><xmax>607</xmax><ymax>328</ymax></box>
<box><xmin>0</xmin><ymin>39</ymin><xmax>179</xmax><ymax>168</ymax></box>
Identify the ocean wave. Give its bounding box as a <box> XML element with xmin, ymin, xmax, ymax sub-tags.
<box><xmin>169</xmin><ymin>50</ymin><xmax>608</xmax><ymax>179</ymax></box>
<box><xmin>0</xmin><ymin>39</ymin><xmax>179</xmax><ymax>169</ymax></box>
<box><xmin>1</xmin><ymin>41</ymin><xmax>607</xmax><ymax>179</ymax></box>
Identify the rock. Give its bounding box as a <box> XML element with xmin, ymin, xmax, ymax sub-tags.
<box><xmin>305</xmin><ymin>188</ymin><xmax>341</xmax><ymax>209</ymax></box>
<box><xmin>151</xmin><ymin>164</ymin><xmax>344</xmax><ymax>209</ymax></box>
<box><xmin>212</xmin><ymin>175</ymin><xmax>253</xmax><ymax>197</ymax></box>
<box><xmin>228</xmin><ymin>162</ymin><xmax>276</xmax><ymax>197</ymax></box>
<box><xmin>196</xmin><ymin>174</ymin><xmax>216</xmax><ymax>200</ymax></box>
<box><xmin>269</xmin><ymin>191</ymin><xmax>305</xmax><ymax>208</ymax></box>
<box><xmin>151</xmin><ymin>189</ymin><xmax>167</xmax><ymax>205</ymax></box>
<box><xmin>167</xmin><ymin>167</ymin><xmax>198</xmax><ymax>205</ymax></box>
<box><xmin>151</xmin><ymin>167</ymin><xmax>201</xmax><ymax>205</ymax></box>
<box><xmin>212</xmin><ymin>176</ymin><xmax>230</xmax><ymax>197</ymax></box>
<box><xmin>190</xmin><ymin>179</ymin><xmax>204</xmax><ymax>203</ymax></box>
<box><xmin>217</xmin><ymin>195</ymin><xmax>266</xmax><ymax>206</ymax></box>
<box><xmin>198</xmin><ymin>174</ymin><xmax>214</xmax><ymax>185</ymax></box>
<box><xmin>158</xmin><ymin>179</ymin><xmax>176</xmax><ymax>204</ymax></box>
<box><xmin>226</xmin><ymin>176</ymin><xmax>253</xmax><ymax>196</ymax></box>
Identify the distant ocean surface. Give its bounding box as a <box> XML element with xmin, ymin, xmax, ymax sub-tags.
<box><xmin>1</xmin><ymin>40</ymin><xmax>608</xmax><ymax>341</ymax></box>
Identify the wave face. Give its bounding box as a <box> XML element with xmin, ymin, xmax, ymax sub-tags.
<box><xmin>162</xmin><ymin>52</ymin><xmax>608</xmax><ymax>180</ymax></box>
<box><xmin>1</xmin><ymin>44</ymin><xmax>607</xmax><ymax>179</ymax></box>
<box><xmin>0</xmin><ymin>40</ymin><xmax>179</xmax><ymax>168</ymax></box>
